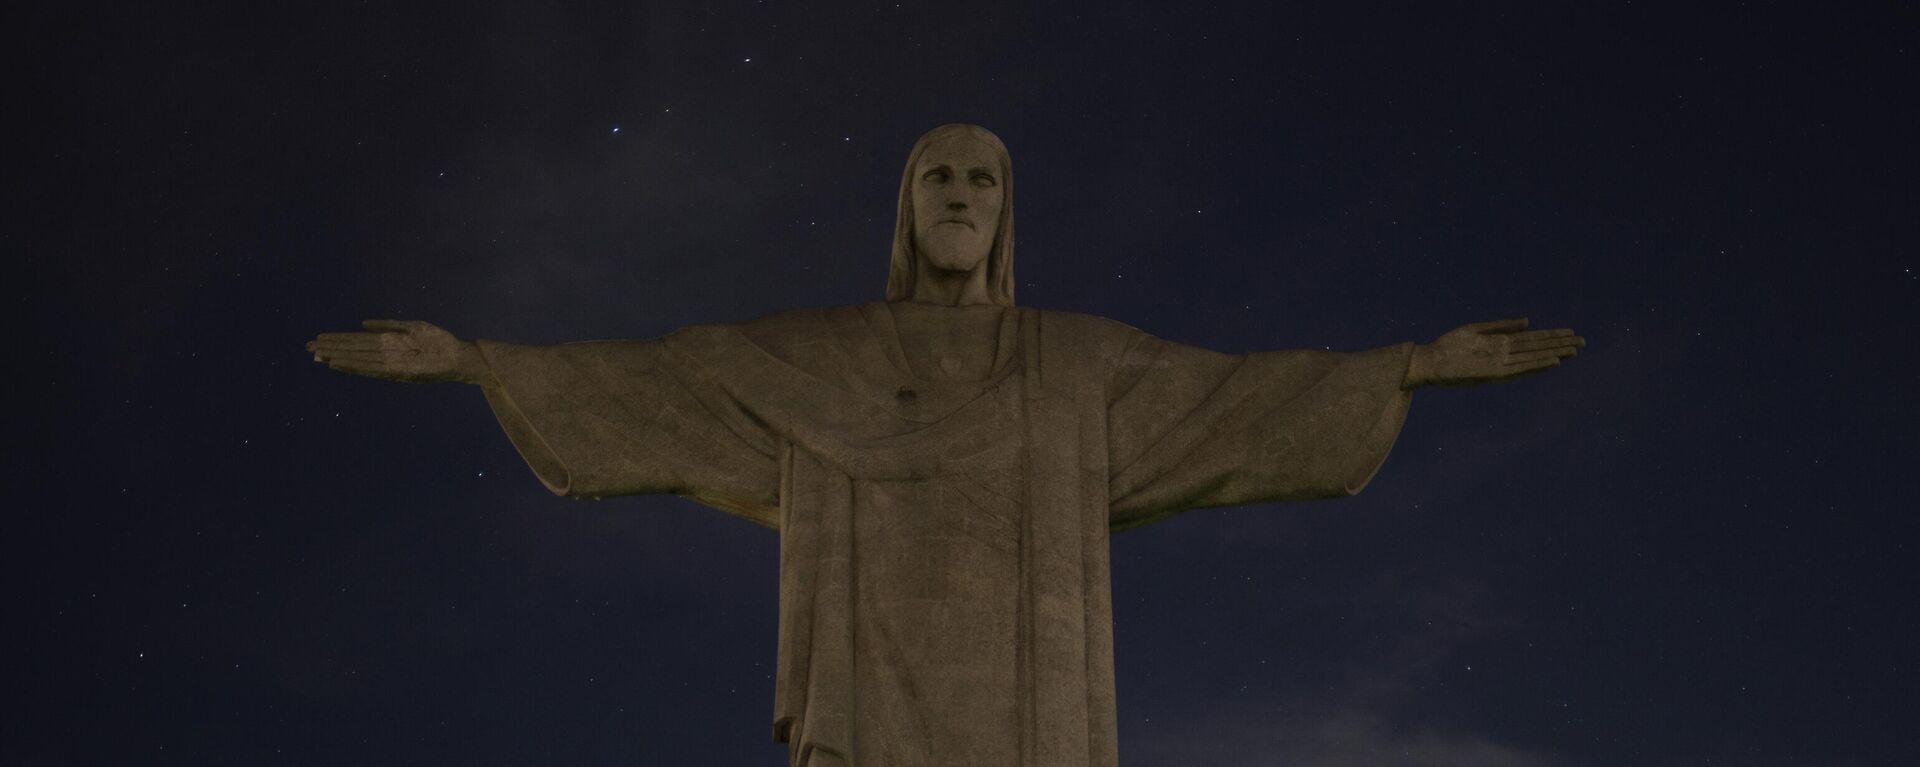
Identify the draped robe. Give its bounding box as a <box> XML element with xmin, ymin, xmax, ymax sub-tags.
<box><xmin>474</xmin><ymin>301</ymin><xmax>1413</xmax><ymax>767</ymax></box>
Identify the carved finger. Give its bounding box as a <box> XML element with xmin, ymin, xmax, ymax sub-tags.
<box><xmin>1463</xmin><ymin>318</ymin><xmax>1528</xmax><ymax>334</ymax></box>
<box><xmin>310</xmin><ymin>335</ymin><xmax>384</xmax><ymax>352</ymax></box>
<box><xmin>314</xmin><ymin>349</ymin><xmax>391</xmax><ymax>363</ymax></box>
<box><xmin>315</xmin><ymin>331</ymin><xmax>385</xmax><ymax>344</ymax></box>
<box><xmin>1510</xmin><ymin>329</ymin><xmax>1573</xmax><ymax>343</ymax></box>
<box><xmin>361</xmin><ymin>319</ymin><xmax>425</xmax><ymax>334</ymax></box>
<box><xmin>1506</xmin><ymin>348</ymin><xmax>1576</xmax><ymax>365</ymax></box>
<box><xmin>1501</xmin><ymin>357</ymin><xmax>1560</xmax><ymax>379</ymax></box>
<box><xmin>326</xmin><ymin>358</ymin><xmax>397</xmax><ymax>379</ymax></box>
<box><xmin>1505</xmin><ymin>348</ymin><xmax>1575</xmax><ymax>365</ymax></box>
<box><xmin>308</xmin><ymin>342</ymin><xmax>377</xmax><ymax>356</ymax></box>
<box><xmin>1511</xmin><ymin>335</ymin><xmax>1586</xmax><ymax>353</ymax></box>
<box><xmin>1520</xmin><ymin>326</ymin><xmax>1582</xmax><ymax>342</ymax></box>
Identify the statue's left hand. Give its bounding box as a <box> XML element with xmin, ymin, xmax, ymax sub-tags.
<box><xmin>305</xmin><ymin>320</ymin><xmax>489</xmax><ymax>384</ymax></box>
<box><xmin>1404</xmin><ymin>318</ymin><xmax>1584</xmax><ymax>388</ymax></box>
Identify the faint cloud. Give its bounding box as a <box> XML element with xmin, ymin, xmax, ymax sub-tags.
<box><xmin>1115</xmin><ymin>548</ymin><xmax>1545</xmax><ymax>764</ymax></box>
<box><xmin>1129</xmin><ymin>707</ymin><xmax>1562</xmax><ymax>767</ymax></box>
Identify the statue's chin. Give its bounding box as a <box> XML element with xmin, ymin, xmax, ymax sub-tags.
<box><xmin>923</xmin><ymin>252</ymin><xmax>986</xmax><ymax>274</ymax></box>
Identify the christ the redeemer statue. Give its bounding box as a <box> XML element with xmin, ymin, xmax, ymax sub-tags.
<box><xmin>307</xmin><ymin>124</ymin><xmax>1583</xmax><ymax>767</ymax></box>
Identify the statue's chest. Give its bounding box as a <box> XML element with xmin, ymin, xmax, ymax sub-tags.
<box><xmin>897</xmin><ymin>336</ymin><xmax>999</xmax><ymax>382</ymax></box>
<box><xmin>890</xmin><ymin>305</ymin><xmax>1003</xmax><ymax>372</ymax></box>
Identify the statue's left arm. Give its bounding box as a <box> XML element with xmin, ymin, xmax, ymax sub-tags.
<box><xmin>1104</xmin><ymin>319</ymin><xmax>1580</xmax><ymax>530</ymax></box>
<box><xmin>1105</xmin><ymin>335</ymin><xmax>1413</xmax><ymax>530</ymax></box>
<box><xmin>472</xmin><ymin>335</ymin><xmax>782</xmax><ymax>525</ymax></box>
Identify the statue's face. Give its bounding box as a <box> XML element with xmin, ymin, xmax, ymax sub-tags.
<box><xmin>911</xmin><ymin>135</ymin><xmax>1004</xmax><ymax>274</ymax></box>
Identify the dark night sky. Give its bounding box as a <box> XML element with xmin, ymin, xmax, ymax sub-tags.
<box><xmin>21</xmin><ymin>2</ymin><xmax>1917</xmax><ymax>765</ymax></box>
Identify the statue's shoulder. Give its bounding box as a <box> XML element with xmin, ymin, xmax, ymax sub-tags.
<box><xmin>707</xmin><ymin>303</ymin><xmax>1151</xmax><ymax>352</ymax></box>
<box><xmin>729</xmin><ymin>304</ymin><xmax>871</xmax><ymax>339</ymax></box>
<box><xmin>732</xmin><ymin>304</ymin><xmax>832</xmax><ymax>330</ymax></box>
<box><xmin>1023</xmin><ymin>308</ymin><xmax>1158</xmax><ymax>386</ymax></box>
<box><xmin>688</xmin><ymin>304</ymin><xmax>880</xmax><ymax>366</ymax></box>
<box><xmin>655</xmin><ymin>305</ymin><xmax>827</xmax><ymax>353</ymax></box>
<box><xmin>1032</xmin><ymin>307</ymin><xmax>1152</xmax><ymax>348</ymax></box>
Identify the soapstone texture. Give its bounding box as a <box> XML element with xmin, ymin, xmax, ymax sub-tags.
<box><xmin>307</xmin><ymin>124</ymin><xmax>1583</xmax><ymax>767</ymax></box>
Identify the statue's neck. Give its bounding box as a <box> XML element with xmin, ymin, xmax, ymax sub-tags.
<box><xmin>909</xmin><ymin>257</ymin><xmax>994</xmax><ymax>306</ymax></box>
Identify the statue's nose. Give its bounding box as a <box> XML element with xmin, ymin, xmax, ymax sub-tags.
<box><xmin>946</xmin><ymin>200</ymin><xmax>967</xmax><ymax>210</ymax></box>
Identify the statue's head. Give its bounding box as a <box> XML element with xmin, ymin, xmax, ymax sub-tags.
<box><xmin>887</xmin><ymin>124</ymin><xmax>1015</xmax><ymax>306</ymax></box>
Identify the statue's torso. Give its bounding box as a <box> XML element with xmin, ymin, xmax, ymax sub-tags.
<box><xmin>720</xmin><ymin>302</ymin><xmax>1139</xmax><ymax>765</ymax></box>
<box><xmin>851</xmin><ymin>406</ymin><xmax>1024</xmax><ymax>763</ymax></box>
<box><xmin>888</xmin><ymin>302</ymin><xmax>1008</xmax><ymax>382</ymax></box>
<box><xmin>860</xmin><ymin>305</ymin><xmax>1025</xmax><ymax>761</ymax></box>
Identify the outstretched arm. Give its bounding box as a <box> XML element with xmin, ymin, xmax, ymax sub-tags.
<box><xmin>1106</xmin><ymin>334</ymin><xmax>1416</xmax><ymax>529</ymax></box>
<box><xmin>1402</xmin><ymin>318</ymin><xmax>1585</xmax><ymax>389</ymax></box>
<box><xmin>306</xmin><ymin>320</ymin><xmax>781</xmax><ymax>520</ymax></box>
<box><xmin>306</xmin><ymin>320</ymin><xmax>491</xmax><ymax>385</ymax></box>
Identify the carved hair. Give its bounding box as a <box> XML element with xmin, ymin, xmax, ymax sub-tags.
<box><xmin>886</xmin><ymin>124</ymin><xmax>1016</xmax><ymax>306</ymax></box>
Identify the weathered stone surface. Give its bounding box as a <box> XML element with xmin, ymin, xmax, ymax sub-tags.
<box><xmin>306</xmin><ymin>124</ymin><xmax>1584</xmax><ymax>766</ymax></box>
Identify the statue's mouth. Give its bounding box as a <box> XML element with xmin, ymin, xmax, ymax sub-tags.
<box><xmin>937</xmin><ymin>219</ymin><xmax>975</xmax><ymax>230</ymax></box>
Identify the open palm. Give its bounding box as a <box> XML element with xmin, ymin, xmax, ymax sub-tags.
<box><xmin>1408</xmin><ymin>318</ymin><xmax>1585</xmax><ymax>387</ymax></box>
<box><xmin>305</xmin><ymin>320</ymin><xmax>484</xmax><ymax>384</ymax></box>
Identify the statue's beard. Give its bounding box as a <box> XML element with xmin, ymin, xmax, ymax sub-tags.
<box><xmin>914</xmin><ymin>227</ymin><xmax>991</xmax><ymax>274</ymax></box>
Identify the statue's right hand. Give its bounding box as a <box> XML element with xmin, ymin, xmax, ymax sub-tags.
<box><xmin>305</xmin><ymin>320</ymin><xmax>487</xmax><ymax>384</ymax></box>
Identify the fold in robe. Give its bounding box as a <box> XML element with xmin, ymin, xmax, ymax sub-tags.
<box><xmin>476</xmin><ymin>302</ymin><xmax>1412</xmax><ymax>767</ymax></box>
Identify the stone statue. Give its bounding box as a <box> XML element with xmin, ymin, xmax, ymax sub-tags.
<box><xmin>307</xmin><ymin>124</ymin><xmax>1583</xmax><ymax>767</ymax></box>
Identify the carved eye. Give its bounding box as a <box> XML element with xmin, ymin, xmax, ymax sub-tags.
<box><xmin>970</xmin><ymin>173</ymin><xmax>997</xmax><ymax>188</ymax></box>
<box><xmin>922</xmin><ymin>169</ymin><xmax>950</xmax><ymax>183</ymax></box>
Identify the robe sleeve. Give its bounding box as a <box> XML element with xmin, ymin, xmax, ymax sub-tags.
<box><xmin>472</xmin><ymin>336</ymin><xmax>783</xmax><ymax>527</ymax></box>
<box><xmin>1105</xmin><ymin>334</ymin><xmax>1415</xmax><ymax>531</ymax></box>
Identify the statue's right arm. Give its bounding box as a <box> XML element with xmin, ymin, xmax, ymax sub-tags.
<box><xmin>311</xmin><ymin>319</ymin><xmax>782</xmax><ymax>518</ymax></box>
<box><xmin>306</xmin><ymin>320</ymin><xmax>493</xmax><ymax>385</ymax></box>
